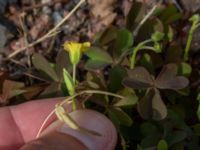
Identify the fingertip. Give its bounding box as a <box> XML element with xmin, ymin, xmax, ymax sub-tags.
<box><xmin>48</xmin><ymin>109</ymin><xmax>118</xmax><ymax>150</ymax></box>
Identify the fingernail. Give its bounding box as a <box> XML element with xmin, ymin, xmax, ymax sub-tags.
<box><xmin>58</xmin><ymin>109</ymin><xmax>117</xmax><ymax>150</ymax></box>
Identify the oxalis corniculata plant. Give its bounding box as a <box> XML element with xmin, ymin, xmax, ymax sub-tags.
<box><xmin>36</xmin><ymin>41</ymin><xmax>128</xmax><ymax>137</ymax></box>
<box><xmin>30</xmin><ymin>1</ymin><xmax>200</xmax><ymax>149</ymax></box>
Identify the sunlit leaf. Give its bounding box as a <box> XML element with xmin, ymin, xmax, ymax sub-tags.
<box><xmin>114</xmin><ymin>94</ymin><xmax>138</xmax><ymax>107</ymax></box>
<box><xmin>123</xmin><ymin>67</ymin><xmax>154</xmax><ymax>89</ymax></box>
<box><xmin>85</xmin><ymin>47</ymin><xmax>113</xmax><ymax>70</ymax></box>
<box><xmin>190</xmin><ymin>14</ymin><xmax>200</xmax><ymax>24</ymax></box>
<box><xmin>155</xmin><ymin>63</ymin><xmax>189</xmax><ymax>90</ymax></box>
<box><xmin>167</xmin><ymin>26</ymin><xmax>173</xmax><ymax>42</ymax></box>
<box><xmin>178</xmin><ymin>62</ymin><xmax>192</xmax><ymax>77</ymax></box>
<box><xmin>63</xmin><ymin>68</ymin><xmax>75</xmax><ymax>96</ymax></box>
<box><xmin>153</xmin><ymin>42</ymin><xmax>162</xmax><ymax>53</ymax></box>
<box><xmin>85</xmin><ymin>47</ymin><xmax>112</xmax><ymax>63</ymax></box>
<box><xmin>151</xmin><ymin>31</ymin><xmax>164</xmax><ymax>42</ymax></box>
<box><xmin>32</xmin><ymin>53</ymin><xmax>59</xmax><ymax>81</ymax></box>
<box><xmin>157</xmin><ymin>139</ymin><xmax>168</xmax><ymax>150</ymax></box>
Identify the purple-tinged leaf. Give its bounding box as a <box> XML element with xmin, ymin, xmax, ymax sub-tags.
<box><xmin>155</xmin><ymin>64</ymin><xmax>189</xmax><ymax>90</ymax></box>
<box><xmin>137</xmin><ymin>88</ymin><xmax>167</xmax><ymax>120</ymax></box>
<box><xmin>123</xmin><ymin>67</ymin><xmax>154</xmax><ymax>89</ymax></box>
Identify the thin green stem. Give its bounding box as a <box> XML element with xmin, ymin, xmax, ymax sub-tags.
<box><xmin>184</xmin><ymin>22</ymin><xmax>196</xmax><ymax>61</ymax></box>
<box><xmin>142</xmin><ymin>46</ymin><xmax>156</xmax><ymax>51</ymax></box>
<box><xmin>72</xmin><ymin>64</ymin><xmax>76</xmax><ymax>84</ymax></box>
<box><xmin>37</xmin><ymin>89</ymin><xmax>124</xmax><ymax>138</ymax></box>
<box><xmin>72</xmin><ymin>64</ymin><xmax>77</xmax><ymax>111</ymax></box>
<box><xmin>130</xmin><ymin>39</ymin><xmax>152</xmax><ymax>69</ymax></box>
<box><xmin>60</xmin><ymin>90</ymin><xmax>125</xmax><ymax>106</ymax></box>
<box><xmin>133</xmin><ymin>4</ymin><xmax>158</xmax><ymax>37</ymax></box>
<box><xmin>121</xmin><ymin>135</ymin><xmax>127</xmax><ymax>150</ymax></box>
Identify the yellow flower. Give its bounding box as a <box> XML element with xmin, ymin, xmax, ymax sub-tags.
<box><xmin>64</xmin><ymin>42</ymin><xmax>91</xmax><ymax>65</ymax></box>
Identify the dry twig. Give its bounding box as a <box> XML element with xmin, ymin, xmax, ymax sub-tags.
<box><xmin>7</xmin><ymin>0</ymin><xmax>85</xmax><ymax>59</ymax></box>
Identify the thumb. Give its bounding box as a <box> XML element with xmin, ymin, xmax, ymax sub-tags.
<box><xmin>19</xmin><ymin>109</ymin><xmax>117</xmax><ymax>150</ymax></box>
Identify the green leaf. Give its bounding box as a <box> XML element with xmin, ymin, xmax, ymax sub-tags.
<box><xmin>108</xmin><ymin>65</ymin><xmax>127</xmax><ymax>92</ymax></box>
<box><xmin>126</xmin><ymin>2</ymin><xmax>145</xmax><ymax>31</ymax></box>
<box><xmin>141</xmin><ymin>134</ymin><xmax>161</xmax><ymax>149</ymax></box>
<box><xmin>151</xmin><ymin>31</ymin><xmax>164</xmax><ymax>42</ymax></box>
<box><xmin>167</xmin><ymin>26</ymin><xmax>174</xmax><ymax>42</ymax></box>
<box><xmin>136</xmin><ymin>18</ymin><xmax>164</xmax><ymax>42</ymax></box>
<box><xmin>114</xmin><ymin>95</ymin><xmax>138</xmax><ymax>107</ymax></box>
<box><xmin>158</xmin><ymin>4</ymin><xmax>182</xmax><ymax>24</ymax></box>
<box><xmin>153</xmin><ymin>42</ymin><xmax>162</xmax><ymax>53</ymax></box>
<box><xmin>178</xmin><ymin>62</ymin><xmax>192</xmax><ymax>77</ymax></box>
<box><xmin>166</xmin><ymin>130</ymin><xmax>187</xmax><ymax>146</ymax></box>
<box><xmin>32</xmin><ymin>53</ymin><xmax>59</xmax><ymax>81</ymax></box>
<box><xmin>140</xmin><ymin>122</ymin><xmax>158</xmax><ymax>136</ymax></box>
<box><xmin>123</xmin><ymin>67</ymin><xmax>154</xmax><ymax>89</ymax></box>
<box><xmin>63</xmin><ymin>68</ymin><xmax>75</xmax><ymax>96</ymax></box>
<box><xmin>85</xmin><ymin>60</ymin><xmax>109</xmax><ymax>70</ymax></box>
<box><xmin>114</xmin><ymin>29</ymin><xmax>133</xmax><ymax>58</ymax></box>
<box><xmin>190</xmin><ymin>14</ymin><xmax>200</xmax><ymax>24</ymax></box>
<box><xmin>138</xmin><ymin>53</ymin><xmax>155</xmax><ymax>74</ymax></box>
<box><xmin>108</xmin><ymin>107</ymin><xmax>133</xmax><ymax>126</ymax></box>
<box><xmin>85</xmin><ymin>47</ymin><xmax>112</xmax><ymax>63</ymax></box>
<box><xmin>157</xmin><ymin>140</ymin><xmax>168</xmax><ymax>150</ymax></box>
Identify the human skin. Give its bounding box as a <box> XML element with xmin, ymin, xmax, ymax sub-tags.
<box><xmin>0</xmin><ymin>98</ymin><xmax>117</xmax><ymax>150</ymax></box>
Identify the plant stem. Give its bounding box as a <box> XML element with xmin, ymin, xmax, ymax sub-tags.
<box><xmin>133</xmin><ymin>4</ymin><xmax>158</xmax><ymax>37</ymax></box>
<box><xmin>72</xmin><ymin>64</ymin><xmax>76</xmax><ymax>83</ymax></box>
<box><xmin>121</xmin><ymin>136</ymin><xmax>127</xmax><ymax>150</ymax></box>
<box><xmin>60</xmin><ymin>90</ymin><xmax>125</xmax><ymax>106</ymax></box>
<box><xmin>37</xmin><ymin>90</ymin><xmax>125</xmax><ymax>137</ymax></box>
<box><xmin>184</xmin><ymin>22</ymin><xmax>196</xmax><ymax>61</ymax></box>
<box><xmin>130</xmin><ymin>39</ymin><xmax>152</xmax><ymax>69</ymax></box>
<box><xmin>72</xmin><ymin>64</ymin><xmax>77</xmax><ymax>111</ymax></box>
